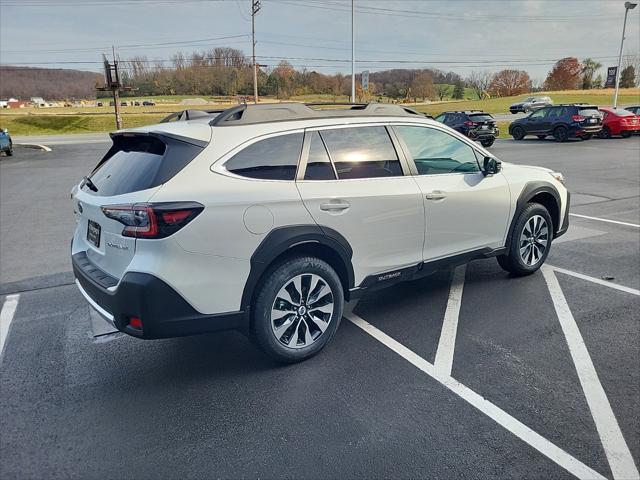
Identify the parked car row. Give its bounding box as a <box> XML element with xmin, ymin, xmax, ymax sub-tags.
<box><xmin>508</xmin><ymin>104</ymin><xmax>640</xmax><ymax>142</ymax></box>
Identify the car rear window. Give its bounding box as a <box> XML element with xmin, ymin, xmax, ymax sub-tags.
<box><xmin>607</xmin><ymin>108</ymin><xmax>635</xmax><ymax>117</ymax></box>
<box><xmin>578</xmin><ymin>108</ymin><xmax>600</xmax><ymax>117</ymax></box>
<box><xmin>86</xmin><ymin>134</ymin><xmax>203</xmax><ymax>196</ymax></box>
<box><xmin>469</xmin><ymin>114</ymin><xmax>494</xmax><ymax>122</ymax></box>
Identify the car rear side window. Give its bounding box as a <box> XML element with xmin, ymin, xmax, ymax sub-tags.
<box><xmin>396</xmin><ymin>125</ymin><xmax>480</xmax><ymax>175</ymax></box>
<box><xmin>304</xmin><ymin>132</ymin><xmax>336</xmax><ymax>180</ymax></box>
<box><xmin>225</xmin><ymin>132</ymin><xmax>303</xmax><ymax>180</ymax></box>
<box><xmin>87</xmin><ymin>135</ymin><xmax>203</xmax><ymax>197</ymax></box>
<box><xmin>319</xmin><ymin>126</ymin><xmax>403</xmax><ymax>179</ymax></box>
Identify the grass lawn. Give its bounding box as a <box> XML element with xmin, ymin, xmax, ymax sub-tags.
<box><xmin>0</xmin><ymin>114</ymin><xmax>166</xmax><ymax>136</ymax></box>
<box><xmin>2</xmin><ymin>89</ymin><xmax>638</xmax><ymax>136</ymax></box>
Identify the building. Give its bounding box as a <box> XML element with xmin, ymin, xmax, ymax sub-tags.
<box><xmin>30</xmin><ymin>97</ymin><xmax>46</xmax><ymax>107</ymax></box>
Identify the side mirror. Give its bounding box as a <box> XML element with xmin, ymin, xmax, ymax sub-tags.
<box><xmin>483</xmin><ymin>156</ymin><xmax>502</xmax><ymax>176</ymax></box>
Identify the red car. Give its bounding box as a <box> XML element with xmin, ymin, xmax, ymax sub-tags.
<box><xmin>598</xmin><ymin>107</ymin><xmax>640</xmax><ymax>138</ymax></box>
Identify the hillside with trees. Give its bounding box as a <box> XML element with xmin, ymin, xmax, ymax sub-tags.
<box><xmin>0</xmin><ymin>67</ymin><xmax>102</xmax><ymax>100</ymax></box>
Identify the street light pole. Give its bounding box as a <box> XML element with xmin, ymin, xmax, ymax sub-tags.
<box><xmin>351</xmin><ymin>0</ymin><xmax>355</xmax><ymax>103</ymax></box>
<box><xmin>614</xmin><ymin>1</ymin><xmax>637</xmax><ymax>107</ymax></box>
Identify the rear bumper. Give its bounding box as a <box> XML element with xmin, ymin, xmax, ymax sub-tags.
<box><xmin>569</xmin><ymin>124</ymin><xmax>602</xmax><ymax>136</ymax></box>
<box><xmin>72</xmin><ymin>252</ymin><xmax>248</xmax><ymax>339</ymax></box>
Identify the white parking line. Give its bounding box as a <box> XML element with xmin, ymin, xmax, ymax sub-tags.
<box><xmin>570</xmin><ymin>213</ymin><xmax>640</xmax><ymax>228</ymax></box>
<box><xmin>346</xmin><ymin>312</ymin><xmax>607</xmax><ymax>480</ymax></box>
<box><xmin>0</xmin><ymin>294</ymin><xmax>20</xmax><ymax>358</ymax></box>
<box><xmin>434</xmin><ymin>265</ymin><xmax>466</xmax><ymax>376</ymax></box>
<box><xmin>548</xmin><ymin>265</ymin><xmax>640</xmax><ymax>296</ymax></box>
<box><xmin>542</xmin><ymin>267</ymin><xmax>639</xmax><ymax>480</ymax></box>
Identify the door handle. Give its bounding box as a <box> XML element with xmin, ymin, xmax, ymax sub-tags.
<box><xmin>425</xmin><ymin>191</ymin><xmax>447</xmax><ymax>201</ymax></box>
<box><xmin>320</xmin><ymin>200</ymin><xmax>350</xmax><ymax>211</ymax></box>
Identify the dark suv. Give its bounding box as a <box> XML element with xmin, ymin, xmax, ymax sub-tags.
<box><xmin>509</xmin><ymin>104</ymin><xmax>602</xmax><ymax>142</ymax></box>
<box><xmin>434</xmin><ymin>111</ymin><xmax>498</xmax><ymax>147</ymax></box>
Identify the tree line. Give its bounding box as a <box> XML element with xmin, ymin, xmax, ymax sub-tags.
<box><xmin>1</xmin><ymin>47</ymin><xmax>638</xmax><ymax>101</ymax></box>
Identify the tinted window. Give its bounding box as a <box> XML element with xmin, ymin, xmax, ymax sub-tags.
<box><xmin>530</xmin><ymin>108</ymin><xmax>548</xmax><ymax>119</ymax></box>
<box><xmin>469</xmin><ymin>114</ymin><xmax>493</xmax><ymax>122</ymax></box>
<box><xmin>226</xmin><ymin>133</ymin><xmax>303</xmax><ymax>180</ymax></box>
<box><xmin>434</xmin><ymin>114</ymin><xmax>446</xmax><ymax>123</ymax></box>
<box><xmin>397</xmin><ymin>126</ymin><xmax>480</xmax><ymax>175</ymax></box>
<box><xmin>304</xmin><ymin>132</ymin><xmax>335</xmax><ymax>180</ymax></box>
<box><xmin>88</xmin><ymin>135</ymin><xmax>203</xmax><ymax>196</ymax></box>
<box><xmin>320</xmin><ymin>126</ymin><xmax>403</xmax><ymax>179</ymax></box>
<box><xmin>578</xmin><ymin>108</ymin><xmax>601</xmax><ymax>117</ymax></box>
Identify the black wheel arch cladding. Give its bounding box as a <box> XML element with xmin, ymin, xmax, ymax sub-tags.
<box><xmin>240</xmin><ymin>225</ymin><xmax>355</xmax><ymax>311</ymax></box>
<box><xmin>506</xmin><ymin>181</ymin><xmax>562</xmax><ymax>251</ymax></box>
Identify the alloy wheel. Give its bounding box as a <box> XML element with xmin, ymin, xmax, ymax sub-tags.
<box><xmin>271</xmin><ymin>273</ymin><xmax>334</xmax><ymax>349</ymax></box>
<box><xmin>519</xmin><ymin>215</ymin><xmax>549</xmax><ymax>266</ymax></box>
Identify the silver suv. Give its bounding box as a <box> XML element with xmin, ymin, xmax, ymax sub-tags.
<box><xmin>510</xmin><ymin>96</ymin><xmax>553</xmax><ymax>114</ymax></box>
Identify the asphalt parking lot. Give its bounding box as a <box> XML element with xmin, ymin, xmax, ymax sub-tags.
<box><xmin>1</xmin><ymin>136</ymin><xmax>639</xmax><ymax>479</ymax></box>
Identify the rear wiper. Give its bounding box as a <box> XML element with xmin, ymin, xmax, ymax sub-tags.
<box><xmin>83</xmin><ymin>176</ymin><xmax>98</xmax><ymax>192</ymax></box>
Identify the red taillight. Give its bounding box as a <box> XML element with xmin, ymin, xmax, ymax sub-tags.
<box><xmin>101</xmin><ymin>202</ymin><xmax>203</xmax><ymax>239</ymax></box>
<box><xmin>572</xmin><ymin>114</ymin><xmax>585</xmax><ymax>122</ymax></box>
<box><xmin>128</xmin><ymin>316</ymin><xmax>143</xmax><ymax>330</ymax></box>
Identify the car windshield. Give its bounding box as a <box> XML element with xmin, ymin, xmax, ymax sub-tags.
<box><xmin>524</xmin><ymin>97</ymin><xmax>536</xmax><ymax>102</ymax></box>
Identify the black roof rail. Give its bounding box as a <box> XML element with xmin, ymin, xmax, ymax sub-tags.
<box><xmin>209</xmin><ymin>102</ymin><xmax>429</xmax><ymax>126</ymax></box>
<box><xmin>160</xmin><ymin>109</ymin><xmax>225</xmax><ymax>123</ymax></box>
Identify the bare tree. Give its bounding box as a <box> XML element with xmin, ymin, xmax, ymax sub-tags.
<box><xmin>466</xmin><ymin>70</ymin><xmax>492</xmax><ymax>99</ymax></box>
<box><xmin>435</xmin><ymin>83</ymin><xmax>449</xmax><ymax>101</ymax></box>
<box><xmin>410</xmin><ymin>72</ymin><xmax>436</xmax><ymax>101</ymax></box>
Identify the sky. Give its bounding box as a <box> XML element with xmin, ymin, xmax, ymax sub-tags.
<box><xmin>1</xmin><ymin>0</ymin><xmax>639</xmax><ymax>83</ymax></box>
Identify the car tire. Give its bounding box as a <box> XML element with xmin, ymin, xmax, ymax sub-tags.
<box><xmin>497</xmin><ymin>202</ymin><xmax>553</xmax><ymax>276</ymax></box>
<box><xmin>6</xmin><ymin>143</ymin><xmax>13</xmax><ymax>156</ymax></box>
<box><xmin>481</xmin><ymin>138</ymin><xmax>495</xmax><ymax>147</ymax></box>
<box><xmin>621</xmin><ymin>131</ymin><xmax>632</xmax><ymax>138</ymax></box>
<box><xmin>537</xmin><ymin>135</ymin><xmax>546</xmax><ymax>140</ymax></box>
<box><xmin>553</xmin><ymin>125</ymin><xmax>568</xmax><ymax>142</ymax></box>
<box><xmin>598</xmin><ymin>127</ymin><xmax>611</xmax><ymax>139</ymax></box>
<box><xmin>252</xmin><ymin>255</ymin><xmax>344</xmax><ymax>363</ymax></box>
<box><xmin>511</xmin><ymin>126</ymin><xmax>525</xmax><ymax>140</ymax></box>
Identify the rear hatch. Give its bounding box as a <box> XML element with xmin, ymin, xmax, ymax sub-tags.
<box><xmin>467</xmin><ymin>113</ymin><xmax>497</xmax><ymax>136</ymax></box>
<box><xmin>575</xmin><ymin>106</ymin><xmax>602</xmax><ymax>129</ymax></box>
<box><xmin>72</xmin><ymin>131</ymin><xmax>206</xmax><ymax>280</ymax></box>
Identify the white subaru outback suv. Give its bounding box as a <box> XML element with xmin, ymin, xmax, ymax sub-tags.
<box><xmin>71</xmin><ymin>103</ymin><xmax>569</xmax><ymax>363</ymax></box>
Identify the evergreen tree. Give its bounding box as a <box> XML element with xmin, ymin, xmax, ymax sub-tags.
<box><xmin>620</xmin><ymin>66</ymin><xmax>636</xmax><ymax>88</ymax></box>
<box><xmin>452</xmin><ymin>81</ymin><xmax>464</xmax><ymax>99</ymax></box>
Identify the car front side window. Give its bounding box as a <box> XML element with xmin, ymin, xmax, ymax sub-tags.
<box><xmin>396</xmin><ymin>125</ymin><xmax>480</xmax><ymax>175</ymax></box>
<box><xmin>319</xmin><ymin>126</ymin><xmax>403</xmax><ymax>180</ymax></box>
<box><xmin>530</xmin><ymin>108</ymin><xmax>548</xmax><ymax>119</ymax></box>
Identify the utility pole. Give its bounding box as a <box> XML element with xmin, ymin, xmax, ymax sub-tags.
<box><xmin>614</xmin><ymin>2</ymin><xmax>637</xmax><ymax>107</ymax></box>
<box><xmin>351</xmin><ymin>0</ymin><xmax>355</xmax><ymax>103</ymax></box>
<box><xmin>252</xmin><ymin>0</ymin><xmax>261</xmax><ymax>104</ymax></box>
<box><xmin>97</xmin><ymin>47</ymin><xmax>133</xmax><ymax>129</ymax></box>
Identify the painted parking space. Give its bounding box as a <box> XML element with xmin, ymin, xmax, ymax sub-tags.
<box><xmin>1</xmin><ymin>138</ymin><xmax>638</xmax><ymax>478</ymax></box>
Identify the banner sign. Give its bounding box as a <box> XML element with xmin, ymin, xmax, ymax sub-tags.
<box><xmin>605</xmin><ymin>66</ymin><xmax>617</xmax><ymax>88</ymax></box>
